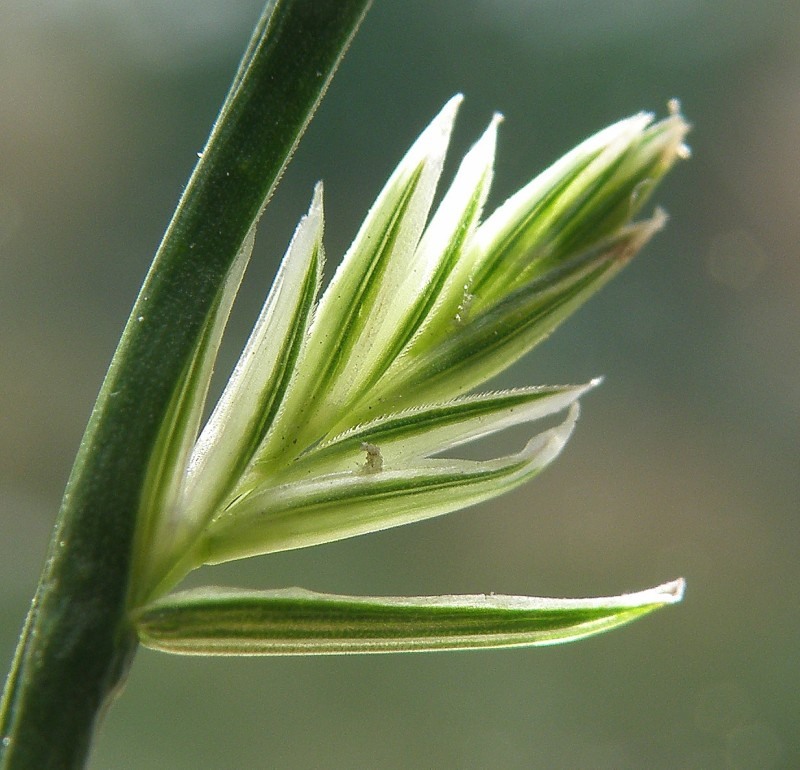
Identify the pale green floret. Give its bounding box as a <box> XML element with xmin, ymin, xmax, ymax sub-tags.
<box><xmin>134</xmin><ymin>579</ymin><xmax>686</xmax><ymax>656</ymax></box>
<box><xmin>132</xmin><ymin>97</ymin><xmax>689</xmax><ymax>652</ymax></box>
<box><xmin>198</xmin><ymin>403</ymin><xmax>579</xmax><ymax>564</ymax></box>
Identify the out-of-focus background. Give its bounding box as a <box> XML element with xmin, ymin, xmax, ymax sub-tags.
<box><xmin>2</xmin><ymin>2</ymin><xmax>798</xmax><ymax>768</ymax></box>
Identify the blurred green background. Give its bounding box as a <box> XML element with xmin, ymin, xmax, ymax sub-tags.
<box><xmin>2</xmin><ymin>2</ymin><xmax>798</xmax><ymax>768</ymax></box>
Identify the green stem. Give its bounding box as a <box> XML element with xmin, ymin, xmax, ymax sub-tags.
<box><xmin>0</xmin><ymin>2</ymin><xmax>371</xmax><ymax>767</ymax></box>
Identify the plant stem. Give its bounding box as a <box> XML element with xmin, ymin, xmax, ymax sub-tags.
<box><xmin>0</xmin><ymin>2</ymin><xmax>371</xmax><ymax>767</ymax></box>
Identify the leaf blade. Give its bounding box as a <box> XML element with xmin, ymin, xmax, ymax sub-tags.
<box><xmin>0</xmin><ymin>2</ymin><xmax>374</xmax><ymax>763</ymax></box>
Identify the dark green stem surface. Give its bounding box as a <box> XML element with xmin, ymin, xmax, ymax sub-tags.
<box><xmin>0</xmin><ymin>1</ymin><xmax>371</xmax><ymax>767</ymax></box>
